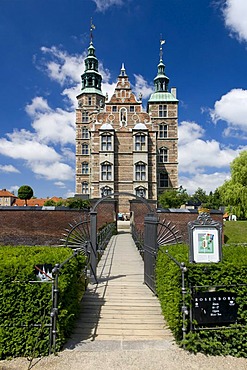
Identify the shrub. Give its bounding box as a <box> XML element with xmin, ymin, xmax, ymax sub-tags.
<box><xmin>156</xmin><ymin>244</ymin><xmax>247</xmax><ymax>357</ymax></box>
<box><xmin>0</xmin><ymin>246</ymin><xmax>87</xmax><ymax>359</ymax></box>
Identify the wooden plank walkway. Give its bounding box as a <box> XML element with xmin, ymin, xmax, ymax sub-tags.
<box><xmin>65</xmin><ymin>226</ymin><xmax>174</xmax><ymax>349</ymax></box>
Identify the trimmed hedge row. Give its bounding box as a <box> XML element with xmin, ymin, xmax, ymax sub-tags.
<box><xmin>0</xmin><ymin>246</ymin><xmax>87</xmax><ymax>359</ymax></box>
<box><xmin>156</xmin><ymin>244</ymin><xmax>247</xmax><ymax>357</ymax></box>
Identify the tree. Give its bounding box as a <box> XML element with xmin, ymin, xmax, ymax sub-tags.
<box><xmin>44</xmin><ymin>199</ymin><xmax>56</xmax><ymax>206</ymax></box>
<box><xmin>65</xmin><ymin>197</ymin><xmax>91</xmax><ymax>209</ymax></box>
<box><xmin>218</xmin><ymin>150</ymin><xmax>247</xmax><ymax>219</ymax></box>
<box><xmin>18</xmin><ymin>185</ymin><xmax>34</xmax><ymax>206</ymax></box>
<box><xmin>158</xmin><ymin>187</ymin><xmax>189</xmax><ymax>209</ymax></box>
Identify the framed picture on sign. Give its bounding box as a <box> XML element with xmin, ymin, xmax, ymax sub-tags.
<box><xmin>188</xmin><ymin>213</ymin><xmax>222</xmax><ymax>263</ymax></box>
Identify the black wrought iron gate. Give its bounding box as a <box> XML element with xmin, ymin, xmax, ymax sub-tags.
<box><xmin>143</xmin><ymin>214</ymin><xmax>181</xmax><ymax>294</ymax></box>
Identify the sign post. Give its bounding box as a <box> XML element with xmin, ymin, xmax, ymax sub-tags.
<box><xmin>188</xmin><ymin>212</ymin><xmax>222</xmax><ymax>263</ymax></box>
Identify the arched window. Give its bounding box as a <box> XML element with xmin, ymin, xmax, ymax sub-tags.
<box><xmin>158</xmin><ymin>147</ymin><xmax>168</xmax><ymax>163</ymax></box>
<box><xmin>101</xmin><ymin>162</ymin><xmax>112</xmax><ymax>181</ymax></box>
<box><xmin>82</xmin><ymin>162</ymin><xmax>89</xmax><ymax>174</ymax></box>
<box><xmin>81</xmin><ymin>181</ymin><xmax>89</xmax><ymax>194</ymax></box>
<box><xmin>119</xmin><ymin>107</ymin><xmax>127</xmax><ymax>127</ymax></box>
<box><xmin>82</xmin><ymin>143</ymin><xmax>89</xmax><ymax>155</ymax></box>
<box><xmin>135</xmin><ymin>162</ymin><xmax>146</xmax><ymax>181</ymax></box>
<box><xmin>101</xmin><ymin>186</ymin><xmax>112</xmax><ymax>197</ymax></box>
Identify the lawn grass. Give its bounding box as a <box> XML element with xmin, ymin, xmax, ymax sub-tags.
<box><xmin>223</xmin><ymin>220</ymin><xmax>247</xmax><ymax>244</ymax></box>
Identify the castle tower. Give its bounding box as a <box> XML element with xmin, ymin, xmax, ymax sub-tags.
<box><xmin>147</xmin><ymin>41</ymin><xmax>179</xmax><ymax>196</ymax></box>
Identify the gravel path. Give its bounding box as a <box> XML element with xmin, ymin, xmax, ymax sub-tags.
<box><xmin>1</xmin><ymin>341</ymin><xmax>247</xmax><ymax>370</ymax></box>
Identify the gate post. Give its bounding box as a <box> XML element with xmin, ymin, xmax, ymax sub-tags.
<box><xmin>90</xmin><ymin>210</ymin><xmax>98</xmax><ymax>281</ymax></box>
<box><xmin>144</xmin><ymin>214</ymin><xmax>159</xmax><ymax>293</ymax></box>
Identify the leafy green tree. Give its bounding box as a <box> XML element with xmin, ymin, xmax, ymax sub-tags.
<box><xmin>43</xmin><ymin>199</ymin><xmax>56</xmax><ymax>206</ymax></box>
<box><xmin>158</xmin><ymin>187</ymin><xmax>189</xmax><ymax>208</ymax></box>
<box><xmin>65</xmin><ymin>197</ymin><xmax>91</xmax><ymax>209</ymax></box>
<box><xmin>218</xmin><ymin>150</ymin><xmax>247</xmax><ymax>219</ymax></box>
<box><xmin>18</xmin><ymin>185</ymin><xmax>34</xmax><ymax>206</ymax></box>
<box><xmin>190</xmin><ymin>187</ymin><xmax>208</xmax><ymax>205</ymax></box>
<box><xmin>204</xmin><ymin>189</ymin><xmax>221</xmax><ymax>210</ymax></box>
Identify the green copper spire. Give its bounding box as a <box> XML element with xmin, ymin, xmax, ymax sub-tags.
<box><xmin>154</xmin><ymin>39</ymin><xmax>169</xmax><ymax>92</ymax></box>
<box><xmin>148</xmin><ymin>39</ymin><xmax>178</xmax><ymax>103</ymax></box>
<box><xmin>80</xmin><ymin>20</ymin><xmax>103</xmax><ymax>95</ymax></box>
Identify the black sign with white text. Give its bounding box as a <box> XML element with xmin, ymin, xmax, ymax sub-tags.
<box><xmin>192</xmin><ymin>291</ymin><xmax>238</xmax><ymax>325</ymax></box>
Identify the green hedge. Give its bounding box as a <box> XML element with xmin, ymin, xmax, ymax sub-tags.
<box><xmin>156</xmin><ymin>244</ymin><xmax>247</xmax><ymax>357</ymax></box>
<box><xmin>0</xmin><ymin>246</ymin><xmax>87</xmax><ymax>359</ymax></box>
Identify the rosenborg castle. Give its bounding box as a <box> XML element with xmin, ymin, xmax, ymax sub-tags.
<box><xmin>75</xmin><ymin>36</ymin><xmax>178</xmax><ymax>212</ymax></box>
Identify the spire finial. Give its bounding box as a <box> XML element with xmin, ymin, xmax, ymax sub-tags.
<box><xmin>159</xmin><ymin>34</ymin><xmax>165</xmax><ymax>61</ymax></box>
<box><xmin>90</xmin><ymin>18</ymin><xmax>96</xmax><ymax>43</ymax></box>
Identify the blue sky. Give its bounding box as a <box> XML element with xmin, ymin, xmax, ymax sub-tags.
<box><xmin>0</xmin><ymin>0</ymin><xmax>247</xmax><ymax>198</ymax></box>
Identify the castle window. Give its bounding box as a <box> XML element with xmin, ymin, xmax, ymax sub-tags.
<box><xmin>82</xmin><ymin>143</ymin><xmax>89</xmax><ymax>155</ymax></box>
<box><xmin>135</xmin><ymin>162</ymin><xmax>146</xmax><ymax>181</ymax></box>
<box><xmin>82</xmin><ymin>111</ymin><xmax>88</xmax><ymax>123</ymax></box>
<box><xmin>82</xmin><ymin>127</ymin><xmax>89</xmax><ymax>139</ymax></box>
<box><xmin>159</xmin><ymin>104</ymin><xmax>167</xmax><ymax>118</ymax></box>
<box><xmin>135</xmin><ymin>134</ymin><xmax>146</xmax><ymax>151</ymax></box>
<box><xmin>101</xmin><ymin>163</ymin><xmax>112</xmax><ymax>181</ymax></box>
<box><xmin>158</xmin><ymin>147</ymin><xmax>168</xmax><ymax>163</ymax></box>
<box><xmin>101</xmin><ymin>186</ymin><xmax>112</xmax><ymax>197</ymax></box>
<box><xmin>81</xmin><ymin>181</ymin><xmax>89</xmax><ymax>194</ymax></box>
<box><xmin>88</xmin><ymin>97</ymin><xmax>92</xmax><ymax>106</ymax></box>
<box><xmin>130</xmin><ymin>106</ymin><xmax>135</xmax><ymax>112</ymax></box>
<box><xmin>82</xmin><ymin>162</ymin><xmax>89</xmax><ymax>174</ymax></box>
<box><xmin>136</xmin><ymin>187</ymin><xmax>146</xmax><ymax>198</ymax></box>
<box><xmin>101</xmin><ymin>134</ymin><xmax>112</xmax><ymax>151</ymax></box>
<box><xmin>159</xmin><ymin>173</ymin><xmax>169</xmax><ymax>188</ymax></box>
<box><xmin>112</xmin><ymin>106</ymin><xmax>117</xmax><ymax>112</ymax></box>
<box><xmin>159</xmin><ymin>124</ymin><xmax>168</xmax><ymax>138</ymax></box>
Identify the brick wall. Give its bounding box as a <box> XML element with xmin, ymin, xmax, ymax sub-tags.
<box><xmin>0</xmin><ymin>201</ymin><xmax>116</xmax><ymax>246</ymax></box>
<box><xmin>130</xmin><ymin>201</ymin><xmax>223</xmax><ymax>243</ymax></box>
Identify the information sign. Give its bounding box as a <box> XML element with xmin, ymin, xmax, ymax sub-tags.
<box><xmin>192</xmin><ymin>291</ymin><xmax>238</xmax><ymax>325</ymax></box>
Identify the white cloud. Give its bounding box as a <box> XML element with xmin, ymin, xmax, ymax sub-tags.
<box><xmin>178</xmin><ymin>121</ymin><xmax>205</xmax><ymax>146</ymax></box>
<box><xmin>178</xmin><ymin>120</ymin><xmax>247</xmax><ymax>192</ymax></box>
<box><xmin>210</xmin><ymin>89</ymin><xmax>247</xmax><ymax>135</ymax></box>
<box><xmin>179</xmin><ymin>138</ymin><xmax>239</xmax><ymax>174</ymax></box>
<box><xmin>132</xmin><ymin>74</ymin><xmax>153</xmax><ymax>100</ymax></box>
<box><xmin>0</xmin><ymin>130</ymin><xmax>60</xmax><ymax>162</ymax></box>
<box><xmin>54</xmin><ymin>181</ymin><xmax>66</xmax><ymax>188</ymax></box>
<box><xmin>26</xmin><ymin>97</ymin><xmax>75</xmax><ymax>145</ymax></box>
<box><xmin>222</xmin><ymin>0</ymin><xmax>247</xmax><ymax>42</ymax></box>
<box><xmin>179</xmin><ymin>172</ymin><xmax>230</xmax><ymax>194</ymax></box>
<box><xmin>40</xmin><ymin>46</ymin><xmax>84</xmax><ymax>85</ymax></box>
<box><xmin>0</xmin><ymin>165</ymin><xmax>20</xmax><ymax>173</ymax></box>
<box><xmin>30</xmin><ymin>162</ymin><xmax>74</xmax><ymax>181</ymax></box>
<box><xmin>9</xmin><ymin>185</ymin><xmax>20</xmax><ymax>195</ymax></box>
<box><xmin>92</xmin><ymin>0</ymin><xmax>124</xmax><ymax>12</ymax></box>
